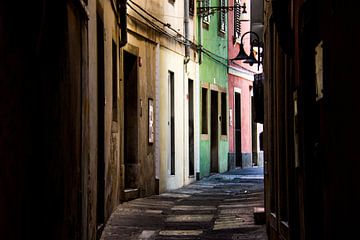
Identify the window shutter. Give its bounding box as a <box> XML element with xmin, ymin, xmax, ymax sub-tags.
<box><xmin>234</xmin><ymin>0</ymin><xmax>241</xmax><ymax>40</ymax></box>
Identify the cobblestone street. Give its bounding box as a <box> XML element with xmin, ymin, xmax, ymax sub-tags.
<box><xmin>101</xmin><ymin>167</ymin><xmax>267</xmax><ymax>240</ymax></box>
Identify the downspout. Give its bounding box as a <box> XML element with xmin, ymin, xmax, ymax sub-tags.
<box><xmin>197</xmin><ymin>1</ymin><xmax>203</xmax><ymax>64</ymax></box>
<box><xmin>196</xmin><ymin>0</ymin><xmax>202</xmax><ymax>180</ymax></box>
<box><xmin>184</xmin><ymin>0</ymin><xmax>190</xmax><ymax>185</ymax></box>
<box><xmin>119</xmin><ymin>0</ymin><xmax>127</xmax><ymax>48</ymax></box>
<box><xmin>184</xmin><ymin>0</ymin><xmax>190</xmax><ymax>62</ymax></box>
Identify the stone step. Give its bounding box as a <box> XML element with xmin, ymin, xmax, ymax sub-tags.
<box><xmin>253</xmin><ymin>207</ymin><xmax>265</xmax><ymax>225</ymax></box>
<box><xmin>124</xmin><ymin>188</ymin><xmax>139</xmax><ymax>201</ymax></box>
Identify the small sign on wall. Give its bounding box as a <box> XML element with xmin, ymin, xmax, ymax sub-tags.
<box><xmin>148</xmin><ymin>98</ymin><xmax>154</xmax><ymax>144</ymax></box>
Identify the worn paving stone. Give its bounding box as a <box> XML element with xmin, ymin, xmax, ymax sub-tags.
<box><xmin>165</xmin><ymin>214</ymin><xmax>214</xmax><ymax>222</ymax></box>
<box><xmin>159</xmin><ymin>230</ymin><xmax>203</xmax><ymax>236</ymax></box>
<box><xmin>101</xmin><ymin>167</ymin><xmax>267</xmax><ymax>240</ymax></box>
<box><xmin>138</xmin><ymin>230</ymin><xmax>157</xmax><ymax>239</ymax></box>
<box><xmin>171</xmin><ymin>205</ymin><xmax>217</xmax><ymax>211</ymax></box>
<box><xmin>160</xmin><ymin>193</ymin><xmax>192</xmax><ymax>198</ymax></box>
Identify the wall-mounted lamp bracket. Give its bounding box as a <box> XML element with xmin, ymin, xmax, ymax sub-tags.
<box><xmin>231</xmin><ymin>31</ymin><xmax>264</xmax><ymax>71</ymax></box>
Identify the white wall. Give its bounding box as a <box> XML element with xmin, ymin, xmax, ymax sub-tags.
<box><xmin>129</xmin><ymin>0</ymin><xmax>200</xmax><ymax>192</ymax></box>
<box><xmin>183</xmin><ymin>60</ymin><xmax>199</xmax><ymax>186</ymax></box>
<box><xmin>159</xmin><ymin>46</ymin><xmax>185</xmax><ymax>192</ymax></box>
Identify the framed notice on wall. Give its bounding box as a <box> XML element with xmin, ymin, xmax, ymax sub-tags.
<box><xmin>148</xmin><ymin>98</ymin><xmax>154</xmax><ymax>144</ymax></box>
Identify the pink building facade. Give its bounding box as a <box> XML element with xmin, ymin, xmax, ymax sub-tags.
<box><xmin>227</xmin><ymin>0</ymin><xmax>261</xmax><ymax>168</ymax></box>
<box><xmin>227</xmin><ymin>74</ymin><xmax>253</xmax><ymax>168</ymax></box>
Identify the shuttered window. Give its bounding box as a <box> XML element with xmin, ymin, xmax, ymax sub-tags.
<box><xmin>219</xmin><ymin>0</ymin><xmax>226</xmax><ymax>32</ymax></box>
<box><xmin>234</xmin><ymin>0</ymin><xmax>241</xmax><ymax>40</ymax></box>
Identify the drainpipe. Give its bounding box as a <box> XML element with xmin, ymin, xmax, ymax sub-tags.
<box><xmin>197</xmin><ymin>1</ymin><xmax>203</xmax><ymax>64</ymax></box>
<box><xmin>184</xmin><ymin>0</ymin><xmax>190</xmax><ymax>63</ymax></box>
<box><xmin>184</xmin><ymin>0</ymin><xmax>190</xmax><ymax>185</ymax></box>
<box><xmin>119</xmin><ymin>0</ymin><xmax>127</xmax><ymax>48</ymax></box>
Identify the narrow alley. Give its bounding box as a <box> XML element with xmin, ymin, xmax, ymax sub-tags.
<box><xmin>101</xmin><ymin>167</ymin><xmax>266</xmax><ymax>240</ymax></box>
<box><xmin>1</xmin><ymin>1</ymin><xmax>360</xmax><ymax>240</ymax></box>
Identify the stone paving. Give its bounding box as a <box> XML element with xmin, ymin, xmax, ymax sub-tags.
<box><xmin>101</xmin><ymin>167</ymin><xmax>267</xmax><ymax>240</ymax></box>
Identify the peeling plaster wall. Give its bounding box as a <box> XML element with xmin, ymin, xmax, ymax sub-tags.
<box><xmin>101</xmin><ymin>0</ymin><xmax>121</xmax><ymax>221</ymax></box>
<box><xmin>91</xmin><ymin>0</ymin><xmax>125</xmax><ymax>232</ymax></box>
<box><xmin>125</xmin><ymin>14</ymin><xmax>157</xmax><ymax>197</ymax></box>
<box><xmin>86</xmin><ymin>1</ymin><xmax>98</xmax><ymax>239</ymax></box>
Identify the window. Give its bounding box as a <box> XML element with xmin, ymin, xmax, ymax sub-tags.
<box><xmin>219</xmin><ymin>0</ymin><xmax>226</xmax><ymax>32</ymax></box>
<box><xmin>203</xmin><ymin>0</ymin><xmax>211</xmax><ymax>23</ymax></box>
<box><xmin>221</xmin><ymin>92</ymin><xmax>227</xmax><ymax>135</ymax></box>
<box><xmin>201</xmin><ymin>88</ymin><xmax>208</xmax><ymax>134</ymax></box>
<box><xmin>234</xmin><ymin>0</ymin><xmax>241</xmax><ymax>41</ymax></box>
<box><xmin>189</xmin><ymin>0</ymin><xmax>194</xmax><ymax>16</ymax></box>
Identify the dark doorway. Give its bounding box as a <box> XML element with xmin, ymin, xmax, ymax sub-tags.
<box><xmin>211</xmin><ymin>90</ymin><xmax>219</xmax><ymax>173</ymax></box>
<box><xmin>188</xmin><ymin>79</ymin><xmax>194</xmax><ymax>176</ymax></box>
<box><xmin>123</xmin><ymin>50</ymin><xmax>139</xmax><ymax>190</ymax></box>
<box><xmin>235</xmin><ymin>91</ymin><xmax>242</xmax><ymax>167</ymax></box>
<box><xmin>96</xmin><ymin>15</ymin><xmax>105</xmax><ymax>238</ymax></box>
<box><xmin>169</xmin><ymin>71</ymin><xmax>175</xmax><ymax>175</ymax></box>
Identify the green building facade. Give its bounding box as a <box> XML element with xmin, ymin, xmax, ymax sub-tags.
<box><xmin>197</xmin><ymin>0</ymin><xmax>229</xmax><ymax>178</ymax></box>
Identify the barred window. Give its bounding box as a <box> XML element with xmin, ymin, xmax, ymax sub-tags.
<box><xmin>219</xmin><ymin>0</ymin><xmax>226</xmax><ymax>32</ymax></box>
<box><xmin>234</xmin><ymin>0</ymin><xmax>241</xmax><ymax>40</ymax></box>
